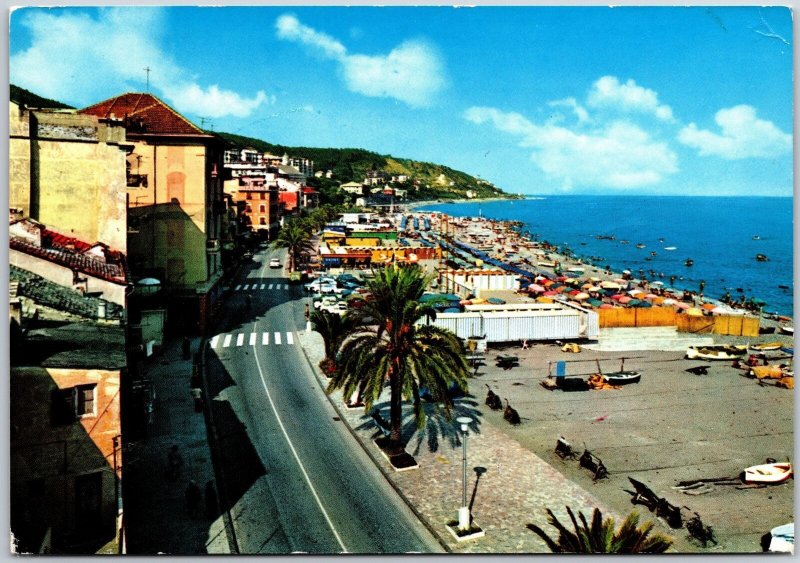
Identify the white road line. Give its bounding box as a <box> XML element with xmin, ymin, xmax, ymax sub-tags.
<box><xmin>261</xmin><ymin>284</ymin><xmax>266</xmax><ymax>290</ymax></box>
<box><xmin>210</xmin><ymin>335</ymin><xmax>220</xmax><ymax>349</ymax></box>
<box><xmin>283</xmin><ymin>284</ymin><xmax>289</xmax><ymax>290</ymax></box>
<box><xmin>235</xmin><ymin>285</ymin><xmax>241</xmax><ymax>291</ymax></box>
<box><xmin>262</xmin><ymin>332</ymin><xmax>269</xmax><ymax>345</ymax></box>
<box><xmin>236</xmin><ymin>333</ymin><xmax>244</xmax><ymax>346</ymax></box>
<box><xmin>253</xmin><ymin>331</ymin><xmax>348</xmax><ymax>552</ymax></box>
<box><xmin>268</xmin><ymin>284</ymin><xmax>274</xmax><ymax>290</ymax></box>
<box><xmin>286</xmin><ymin>332</ymin><xmax>294</xmax><ymax>345</ymax></box>
<box><xmin>249</xmin><ymin>332</ymin><xmax>256</xmax><ymax>346</ymax></box>
<box><xmin>243</xmin><ymin>284</ymin><xmax>250</xmax><ymax>290</ymax></box>
<box><xmin>222</xmin><ymin>334</ymin><xmax>232</xmax><ymax>348</ymax></box>
<box><xmin>274</xmin><ymin>332</ymin><xmax>282</xmax><ymax>345</ymax></box>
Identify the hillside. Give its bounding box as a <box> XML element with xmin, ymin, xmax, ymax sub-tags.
<box><xmin>214</xmin><ymin>131</ymin><xmax>510</xmax><ymax>201</ymax></box>
<box><xmin>10</xmin><ymin>85</ymin><xmax>74</xmax><ymax>109</ymax></box>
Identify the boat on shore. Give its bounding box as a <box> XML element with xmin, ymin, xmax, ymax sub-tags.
<box><xmin>764</xmin><ymin>523</ymin><xmax>794</xmax><ymax>554</ymax></box>
<box><xmin>602</xmin><ymin>371</ymin><xmax>641</xmax><ymax>385</ymax></box>
<box><xmin>779</xmin><ymin>325</ymin><xmax>794</xmax><ymax>335</ymax></box>
<box><xmin>749</xmin><ymin>342</ymin><xmax>784</xmax><ymax>351</ymax></box>
<box><xmin>685</xmin><ymin>345</ymin><xmax>748</xmax><ymax>360</ymax></box>
<box><xmin>743</xmin><ymin>462</ymin><xmax>792</xmax><ymax>484</ymax></box>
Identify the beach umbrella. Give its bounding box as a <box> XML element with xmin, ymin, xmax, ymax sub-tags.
<box><xmin>702</xmin><ymin>303</ymin><xmax>716</xmax><ymax>311</ymax></box>
<box><xmin>627</xmin><ymin>299</ymin><xmax>641</xmax><ymax>307</ymax></box>
<box><xmin>645</xmin><ymin>293</ymin><xmax>659</xmax><ymax>300</ymax></box>
<box><xmin>622</xmin><ymin>269</ymin><xmax>631</xmax><ymax>275</ymax></box>
<box><xmin>487</xmin><ymin>297</ymin><xmax>506</xmax><ymax>304</ymax></box>
<box><xmin>585</xmin><ymin>285</ymin><xmax>601</xmax><ymax>292</ymax></box>
<box><xmin>619</xmin><ymin>296</ymin><xmax>632</xmax><ymax>304</ymax></box>
<box><xmin>686</xmin><ymin>308</ymin><xmax>703</xmax><ymax>316</ymax></box>
<box><xmin>651</xmin><ymin>296</ymin><xmax>665</xmax><ymax>305</ymax></box>
<box><xmin>673</xmin><ymin>301</ymin><xmax>690</xmax><ymax>310</ymax></box>
<box><xmin>588</xmin><ymin>298</ymin><xmax>603</xmax><ymax>307</ymax></box>
<box><xmin>543</xmin><ymin>290</ymin><xmax>558</xmax><ymax>297</ymax></box>
<box><xmin>590</xmin><ymin>276</ymin><xmax>601</xmax><ymax>282</ymax></box>
<box><xmin>662</xmin><ymin>298</ymin><xmax>676</xmax><ymax>305</ymax></box>
<box><xmin>610</xmin><ymin>293</ymin><xmax>624</xmax><ymax>301</ymax></box>
<box><xmin>568</xmin><ymin>289</ymin><xmax>581</xmax><ymax>296</ymax></box>
<box><xmin>573</xmin><ymin>292</ymin><xmax>590</xmax><ymax>301</ymax></box>
<box><xmin>628</xmin><ymin>288</ymin><xmax>644</xmax><ymax>296</ymax></box>
<box><xmin>600</xmin><ymin>280</ymin><xmax>621</xmax><ymax>290</ymax></box>
<box><xmin>443</xmin><ymin>307</ymin><xmax>461</xmax><ymax>313</ymax></box>
<box><xmin>638</xmin><ymin>300</ymin><xmax>653</xmax><ymax>308</ymax></box>
<box><xmin>528</xmin><ymin>283</ymin><xmax>545</xmax><ymax>293</ymax></box>
<box><xmin>581</xmin><ymin>282</ymin><xmax>594</xmax><ymax>289</ymax></box>
<box><xmin>599</xmin><ymin>303</ymin><xmax>614</xmax><ymax>309</ymax></box>
<box><xmin>602</xmin><ymin>288</ymin><xmax>617</xmax><ymax>296</ymax></box>
<box><xmin>613</xmin><ymin>278</ymin><xmax>628</xmax><ymax>284</ymax></box>
<box><xmin>537</xmin><ymin>296</ymin><xmax>554</xmax><ymax>303</ymax></box>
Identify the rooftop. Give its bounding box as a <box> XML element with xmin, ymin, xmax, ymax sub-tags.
<box><xmin>80</xmin><ymin>92</ymin><xmax>211</xmax><ymax>137</ymax></box>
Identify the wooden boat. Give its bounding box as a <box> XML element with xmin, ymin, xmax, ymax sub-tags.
<box><xmin>750</xmin><ymin>342</ymin><xmax>784</xmax><ymax>351</ymax></box>
<box><xmin>685</xmin><ymin>345</ymin><xmax>748</xmax><ymax>360</ymax></box>
<box><xmin>602</xmin><ymin>371</ymin><xmax>641</xmax><ymax>385</ymax></box>
<box><xmin>684</xmin><ymin>258</ymin><xmax>694</xmax><ymax>267</ymax></box>
<box><xmin>743</xmin><ymin>462</ymin><xmax>792</xmax><ymax>484</ymax></box>
<box><xmin>756</xmin><ymin>254</ymin><xmax>769</xmax><ymax>262</ymax></box>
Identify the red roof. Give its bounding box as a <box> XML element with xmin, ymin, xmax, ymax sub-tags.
<box><xmin>79</xmin><ymin>93</ymin><xmax>209</xmax><ymax>137</ymax></box>
<box><xmin>10</xmin><ymin>224</ymin><xmax>127</xmax><ymax>285</ymax></box>
<box><xmin>301</xmin><ymin>187</ymin><xmax>317</xmax><ymax>194</ymax></box>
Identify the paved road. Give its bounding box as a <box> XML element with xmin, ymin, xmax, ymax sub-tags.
<box><xmin>207</xmin><ymin>249</ymin><xmax>442</xmax><ymax>554</ymax></box>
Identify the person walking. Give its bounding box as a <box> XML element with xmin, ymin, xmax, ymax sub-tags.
<box><xmin>191</xmin><ymin>387</ymin><xmax>203</xmax><ymax>413</ymax></box>
<box><xmin>185</xmin><ymin>480</ymin><xmax>201</xmax><ymax>517</ymax></box>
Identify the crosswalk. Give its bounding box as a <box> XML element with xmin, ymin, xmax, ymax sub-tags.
<box><xmin>209</xmin><ymin>331</ymin><xmax>296</xmax><ymax>349</ymax></box>
<box><xmin>233</xmin><ymin>283</ymin><xmax>291</xmax><ymax>291</ymax></box>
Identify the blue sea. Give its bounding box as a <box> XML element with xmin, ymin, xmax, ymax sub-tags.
<box><xmin>419</xmin><ymin>196</ymin><xmax>795</xmax><ymax>316</ymax></box>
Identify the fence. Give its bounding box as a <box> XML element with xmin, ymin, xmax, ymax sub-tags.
<box><xmin>598</xmin><ymin>307</ymin><xmax>759</xmax><ymax>337</ymax></box>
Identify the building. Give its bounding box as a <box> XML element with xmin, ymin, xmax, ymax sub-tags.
<box><xmin>10</xmin><ymin>260</ymin><xmax>126</xmax><ymax>554</ymax></box>
<box><xmin>80</xmin><ymin>93</ymin><xmax>226</xmax><ymax>333</ymax></box>
<box><xmin>340</xmin><ymin>181</ymin><xmax>366</xmax><ymax>195</ymax></box>
<box><xmin>9</xmin><ymin>99</ymin><xmax>130</xmax><ymax>252</ymax></box>
<box><xmin>224</xmin><ymin>176</ymin><xmax>281</xmax><ymax>238</ymax></box>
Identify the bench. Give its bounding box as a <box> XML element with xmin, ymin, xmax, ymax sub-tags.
<box><xmin>371</xmin><ymin>411</ymin><xmax>391</xmax><ymax>439</ymax></box>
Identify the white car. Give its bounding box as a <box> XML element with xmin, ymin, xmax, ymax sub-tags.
<box><xmin>305</xmin><ymin>280</ymin><xmax>342</xmax><ymax>294</ymax></box>
<box><xmin>321</xmin><ymin>301</ymin><xmax>348</xmax><ymax>315</ymax></box>
<box><xmin>269</xmin><ymin>258</ymin><xmax>281</xmax><ymax>268</ymax></box>
<box><xmin>314</xmin><ymin>296</ymin><xmax>338</xmax><ymax>310</ymax></box>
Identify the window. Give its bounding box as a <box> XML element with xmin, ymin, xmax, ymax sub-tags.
<box><xmin>246</xmin><ymin>192</ymin><xmax>252</xmax><ymax>200</ymax></box>
<box><xmin>76</xmin><ymin>384</ymin><xmax>96</xmax><ymax>417</ymax></box>
<box><xmin>259</xmin><ymin>217</ymin><xmax>266</xmax><ymax>225</ymax></box>
<box><xmin>259</xmin><ymin>205</ymin><xmax>266</xmax><ymax>213</ymax></box>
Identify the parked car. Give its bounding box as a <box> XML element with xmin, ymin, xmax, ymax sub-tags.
<box><xmin>321</xmin><ymin>301</ymin><xmax>348</xmax><ymax>315</ymax></box>
<box><xmin>269</xmin><ymin>258</ymin><xmax>281</xmax><ymax>268</ymax></box>
<box><xmin>314</xmin><ymin>296</ymin><xmax>338</xmax><ymax>310</ymax></box>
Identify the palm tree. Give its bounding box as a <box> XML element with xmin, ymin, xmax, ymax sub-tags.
<box><xmin>310</xmin><ymin>308</ymin><xmax>357</xmax><ymax>375</ymax></box>
<box><xmin>327</xmin><ymin>264</ymin><xmax>469</xmax><ymax>455</ymax></box>
<box><xmin>526</xmin><ymin>507</ymin><xmax>673</xmax><ymax>554</ymax></box>
<box><xmin>271</xmin><ymin>220</ymin><xmax>314</xmax><ymax>272</ymax></box>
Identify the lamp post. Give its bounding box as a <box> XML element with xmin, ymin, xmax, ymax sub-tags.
<box><xmin>456</xmin><ymin>416</ymin><xmax>473</xmax><ymax>531</ymax></box>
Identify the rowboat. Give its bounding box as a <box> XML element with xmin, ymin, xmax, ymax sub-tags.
<box><xmin>743</xmin><ymin>462</ymin><xmax>792</xmax><ymax>484</ymax></box>
<box><xmin>685</xmin><ymin>345</ymin><xmax>748</xmax><ymax>361</ymax></box>
<box><xmin>765</xmin><ymin>523</ymin><xmax>794</xmax><ymax>554</ymax></box>
<box><xmin>780</xmin><ymin>325</ymin><xmax>794</xmax><ymax>336</ymax></box>
<box><xmin>602</xmin><ymin>371</ymin><xmax>641</xmax><ymax>385</ymax></box>
<box><xmin>750</xmin><ymin>342</ymin><xmax>784</xmax><ymax>351</ymax></box>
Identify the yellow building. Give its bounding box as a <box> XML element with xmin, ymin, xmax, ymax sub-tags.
<box><xmin>80</xmin><ymin>93</ymin><xmax>226</xmax><ymax>332</ymax></box>
<box><xmin>9</xmin><ymin>100</ymin><xmax>130</xmax><ymax>252</ymax></box>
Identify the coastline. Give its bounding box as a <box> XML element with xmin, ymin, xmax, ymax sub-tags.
<box><xmin>402</xmin><ymin>200</ymin><xmax>792</xmax><ymax>324</ymax></box>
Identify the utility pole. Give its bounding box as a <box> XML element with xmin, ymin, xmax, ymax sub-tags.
<box><xmin>143</xmin><ymin>67</ymin><xmax>151</xmax><ymax>92</ymax></box>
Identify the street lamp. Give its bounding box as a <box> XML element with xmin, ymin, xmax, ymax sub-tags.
<box><xmin>456</xmin><ymin>415</ymin><xmax>473</xmax><ymax>531</ymax></box>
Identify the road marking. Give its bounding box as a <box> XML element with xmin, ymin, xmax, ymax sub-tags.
<box><xmin>222</xmin><ymin>334</ymin><xmax>232</xmax><ymax>348</ymax></box>
<box><xmin>261</xmin><ymin>284</ymin><xmax>266</xmax><ymax>290</ymax></box>
<box><xmin>236</xmin><ymin>333</ymin><xmax>244</xmax><ymax>346</ymax></box>
<box><xmin>249</xmin><ymin>332</ymin><xmax>256</xmax><ymax>346</ymax></box>
<box><xmin>262</xmin><ymin>332</ymin><xmax>269</xmax><ymax>345</ymax></box>
<box><xmin>209</xmin><ymin>335</ymin><xmax>219</xmax><ymax>349</ymax></box>
<box><xmin>234</xmin><ymin>285</ymin><xmax>241</xmax><ymax>291</ymax></box>
<box><xmin>274</xmin><ymin>332</ymin><xmax>282</xmax><ymax>345</ymax></box>
<box><xmin>283</xmin><ymin>284</ymin><xmax>289</xmax><ymax>290</ymax></box>
<box><xmin>268</xmin><ymin>284</ymin><xmax>274</xmax><ymax>290</ymax></box>
<box><xmin>243</xmin><ymin>284</ymin><xmax>250</xmax><ymax>290</ymax></box>
<box><xmin>253</xmin><ymin>330</ymin><xmax>348</xmax><ymax>552</ymax></box>
<box><xmin>286</xmin><ymin>332</ymin><xmax>294</xmax><ymax>345</ymax></box>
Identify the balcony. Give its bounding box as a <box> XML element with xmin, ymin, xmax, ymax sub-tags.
<box><xmin>127</xmin><ymin>174</ymin><xmax>148</xmax><ymax>188</ymax></box>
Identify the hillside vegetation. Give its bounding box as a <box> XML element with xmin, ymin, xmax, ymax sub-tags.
<box><xmin>10</xmin><ymin>85</ymin><xmax>74</xmax><ymax>109</ymax></box>
<box><xmin>214</xmin><ymin>131</ymin><xmax>510</xmax><ymax>202</ymax></box>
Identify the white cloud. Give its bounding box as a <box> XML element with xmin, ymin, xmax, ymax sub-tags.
<box><xmin>678</xmin><ymin>105</ymin><xmax>792</xmax><ymax>159</ymax></box>
<box><xmin>11</xmin><ymin>8</ymin><xmax>270</xmax><ymax>118</ymax></box>
<box><xmin>275</xmin><ymin>14</ymin><xmax>444</xmax><ymax>107</ymax></box>
<box><xmin>464</xmin><ymin>106</ymin><xmax>678</xmax><ymax>190</ymax></box>
<box><xmin>548</xmin><ymin>97</ymin><xmax>590</xmax><ymax>123</ymax></box>
<box><xmin>587</xmin><ymin>76</ymin><xmax>673</xmax><ymax>122</ymax></box>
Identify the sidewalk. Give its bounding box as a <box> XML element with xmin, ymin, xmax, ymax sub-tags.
<box><xmin>122</xmin><ymin>336</ymin><xmax>231</xmax><ymax>555</ymax></box>
<box><xmin>296</xmin><ymin>329</ymin><xmax>622</xmax><ymax>554</ymax></box>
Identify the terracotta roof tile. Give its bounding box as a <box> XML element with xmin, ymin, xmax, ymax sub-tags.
<box><xmin>79</xmin><ymin>93</ymin><xmax>209</xmax><ymax>137</ymax></box>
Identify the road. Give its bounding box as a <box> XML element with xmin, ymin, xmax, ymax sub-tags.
<box><xmin>206</xmin><ymin>247</ymin><xmax>443</xmax><ymax>554</ymax></box>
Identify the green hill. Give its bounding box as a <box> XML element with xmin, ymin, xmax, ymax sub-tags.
<box><xmin>10</xmin><ymin>85</ymin><xmax>74</xmax><ymax>109</ymax></box>
<box><xmin>214</xmin><ymin>131</ymin><xmax>510</xmax><ymax>202</ymax></box>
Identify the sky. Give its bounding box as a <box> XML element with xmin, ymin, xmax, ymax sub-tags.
<box><xmin>9</xmin><ymin>6</ymin><xmax>794</xmax><ymax>196</ymax></box>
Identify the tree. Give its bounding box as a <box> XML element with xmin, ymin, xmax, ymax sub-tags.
<box><xmin>526</xmin><ymin>507</ymin><xmax>673</xmax><ymax>554</ymax></box>
<box><xmin>310</xmin><ymin>309</ymin><xmax>357</xmax><ymax>375</ymax></box>
<box><xmin>271</xmin><ymin>220</ymin><xmax>314</xmax><ymax>272</ymax></box>
<box><xmin>327</xmin><ymin>264</ymin><xmax>469</xmax><ymax>455</ymax></box>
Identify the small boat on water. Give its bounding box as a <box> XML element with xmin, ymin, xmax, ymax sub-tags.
<box><xmin>743</xmin><ymin>462</ymin><xmax>792</xmax><ymax>484</ymax></box>
<box><xmin>756</xmin><ymin>254</ymin><xmax>769</xmax><ymax>262</ymax></box>
<box><xmin>685</xmin><ymin>345</ymin><xmax>748</xmax><ymax>360</ymax></box>
<box><xmin>753</xmin><ymin>235</ymin><xmax>761</xmax><ymax>241</ymax></box>
<box><xmin>636</xmin><ymin>243</ymin><xmax>646</xmax><ymax>249</ymax></box>
<box><xmin>664</xmin><ymin>246</ymin><xmax>677</xmax><ymax>251</ymax></box>
<box><xmin>602</xmin><ymin>371</ymin><xmax>641</xmax><ymax>385</ymax></box>
<box><xmin>685</xmin><ymin>258</ymin><xmax>694</xmax><ymax>267</ymax></box>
